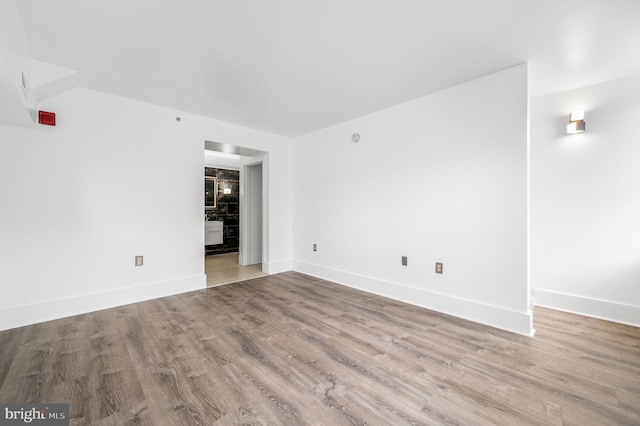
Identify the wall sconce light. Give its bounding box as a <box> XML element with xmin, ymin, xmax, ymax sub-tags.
<box><xmin>567</xmin><ymin>111</ymin><xmax>586</xmax><ymax>134</ymax></box>
<box><xmin>223</xmin><ymin>188</ymin><xmax>232</xmax><ymax>195</ymax></box>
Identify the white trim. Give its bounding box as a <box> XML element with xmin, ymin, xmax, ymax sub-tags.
<box><xmin>526</xmin><ymin>65</ymin><xmax>533</xmax><ymax>311</ymax></box>
<box><xmin>294</xmin><ymin>261</ymin><xmax>535</xmax><ymax>336</ymax></box>
<box><xmin>261</xmin><ymin>154</ymin><xmax>269</xmax><ymax>274</ymax></box>
<box><xmin>264</xmin><ymin>259</ymin><xmax>293</xmax><ymax>275</ymax></box>
<box><xmin>535</xmin><ymin>289</ymin><xmax>640</xmax><ymax>327</ymax></box>
<box><xmin>0</xmin><ymin>274</ymin><xmax>206</xmax><ymax>331</ymax></box>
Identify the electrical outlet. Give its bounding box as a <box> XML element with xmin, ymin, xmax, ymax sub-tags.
<box><xmin>313</xmin><ymin>244</ymin><xmax>317</xmax><ymax>252</ymax></box>
<box><xmin>435</xmin><ymin>262</ymin><xmax>443</xmax><ymax>274</ymax></box>
<box><xmin>135</xmin><ymin>255</ymin><xmax>144</xmax><ymax>266</ymax></box>
<box><xmin>402</xmin><ymin>256</ymin><xmax>407</xmax><ymax>266</ymax></box>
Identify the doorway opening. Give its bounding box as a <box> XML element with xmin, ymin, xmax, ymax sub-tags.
<box><xmin>204</xmin><ymin>141</ymin><xmax>268</xmax><ymax>287</ymax></box>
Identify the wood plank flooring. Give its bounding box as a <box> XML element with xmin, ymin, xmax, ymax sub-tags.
<box><xmin>1</xmin><ymin>271</ymin><xmax>639</xmax><ymax>425</ymax></box>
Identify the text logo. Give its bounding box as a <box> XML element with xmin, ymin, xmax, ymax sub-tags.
<box><xmin>1</xmin><ymin>404</ymin><xmax>68</xmax><ymax>425</ymax></box>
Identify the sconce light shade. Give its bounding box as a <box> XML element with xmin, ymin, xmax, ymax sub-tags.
<box><xmin>567</xmin><ymin>111</ymin><xmax>586</xmax><ymax>134</ymax></box>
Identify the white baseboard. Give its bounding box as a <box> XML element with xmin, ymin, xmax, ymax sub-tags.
<box><xmin>264</xmin><ymin>259</ymin><xmax>292</xmax><ymax>275</ymax></box>
<box><xmin>0</xmin><ymin>274</ymin><xmax>206</xmax><ymax>331</ymax></box>
<box><xmin>293</xmin><ymin>261</ymin><xmax>534</xmax><ymax>336</ymax></box>
<box><xmin>535</xmin><ymin>289</ymin><xmax>640</xmax><ymax>327</ymax></box>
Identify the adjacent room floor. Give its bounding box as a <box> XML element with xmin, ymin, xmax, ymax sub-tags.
<box><xmin>205</xmin><ymin>252</ymin><xmax>265</xmax><ymax>287</ymax></box>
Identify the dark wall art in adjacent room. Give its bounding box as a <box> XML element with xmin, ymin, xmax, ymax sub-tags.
<box><xmin>205</xmin><ymin>167</ymin><xmax>239</xmax><ymax>255</ymax></box>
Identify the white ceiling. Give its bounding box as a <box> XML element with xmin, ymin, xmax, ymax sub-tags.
<box><xmin>16</xmin><ymin>0</ymin><xmax>640</xmax><ymax>137</ymax></box>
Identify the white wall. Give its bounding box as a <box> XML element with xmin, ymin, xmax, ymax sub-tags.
<box><xmin>531</xmin><ymin>74</ymin><xmax>640</xmax><ymax>326</ymax></box>
<box><xmin>0</xmin><ymin>0</ymin><xmax>37</xmax><ymax>127</ymax></box>
<box><xmin>292</xmin><ymin>65</ymin><xmax>532</xmax><ymax>335</ymax></box>
<box><xmin>0</xmin><ymin>87</ymin><xmax>293</xmax><ymax>331</ymax></box>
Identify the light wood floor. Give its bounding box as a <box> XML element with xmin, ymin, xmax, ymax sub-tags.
<box><xmin>205</xmin><ymin>252</ymin><xmax>265</xmax><ymax>287</ymax></box>
<box><xmin>0</xmin><ymin>272</ymin><xmax>638</xmax><ymax>425</ymax></box>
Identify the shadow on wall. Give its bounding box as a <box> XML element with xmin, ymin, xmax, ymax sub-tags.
<box><xmin>205</xmin><ymin>167</ymin><xmax>239</xmax><ymax>255</ymax></box>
